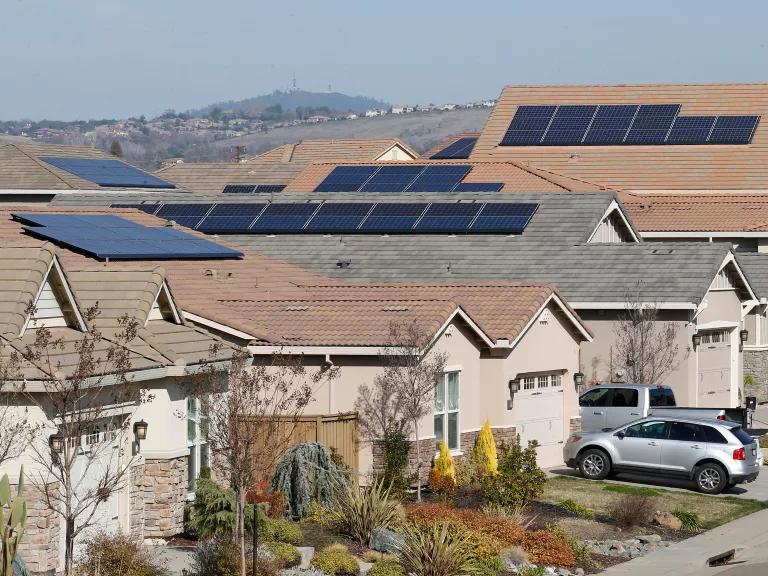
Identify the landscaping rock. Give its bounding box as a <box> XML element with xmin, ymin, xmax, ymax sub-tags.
<box><xmin>358</xmin><ymin>560</ymin><xmax>374</xmax><ymax>575</ymax></box>
<box><xmin>654</xmin><ymin>512</ymin><xmax>682</xmax><ymax>530</ymax></box>
<box><xmin>296</xmin><ymin>547</ymin><xmax>315</xmax><ymax>569</ymax></box>
<box><xmin>257</xmin><ymin>545</ymin><xmax>277</xmax><ymax>562</ymax></box>
<box><xmin>638</xmin><ymin>534</ymin><xmax>662</xmax><ymax>544</ymax></box>
<box><xmin>574</xmin><ymin>569</ymin><xmax>585</xmax><ymax>576</ymax></box>
<box><xmin>369</xmin><ymin>527</ymin><xmax>404</xmax><ymax>554</ymax></box>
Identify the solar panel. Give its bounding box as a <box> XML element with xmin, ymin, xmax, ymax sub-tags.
<box><xmin>414</xmin><ymin>203</ymin><xmax>483</xmax><ymax>232</ymax></box>
<box><xmin>708</xmin><ymin>116</ymin><xmax>760</xmax><ymax>144</ymax></box>
<box><xmin>666</xmin><ymin>116</ymin><xmax>716</xmax><ymax>144</ymax></box>
<box><xmin>430</xmin><ymin>137</ymin><xmax>478</xmax><ymax>159</ymax></box>
<box><xmin>304</xmin><ymin>203</ymin><xmax>373</xmax><ymax>232</ymax></box>
<box><xmin>405</xmin><ymin>165</ymin><xmax>470</xmax><ymax>192</ymax></box>
<box><xmin>469</xmin><ymin>203</ymin><xmax>538</xmax><ymax>233</ymax></box>
<box><xmin>110</xmin><ymin>203</ymin><xmax>163</xmax><ymax>215</ymax></box>
<box><xmin>222</xmin><ymin>184</ymin><xmax>257</xmax><ymax>194</ymax></box>
<box><xmin>314</xmin><ymin>166</ymin><xmax>380</xmax><ymax>192</ymax></box>
<box><xmin>583</xmin><ymin>105</ymin><xmax>638</xmax><ymax>144</ymax></box>
<box><xmin>39</xmin><ymin>157</ymin><xmax>176</xmax><ymax>189</ymax></box>
<box><xmin>156</xmin><ymin>203</ymin><xmax>213</xmax><ymax>218</ymax></box>
<box><xmin>500</xmin><ymin>105</ymin><xmax>556</xmax><ymax>146</ymax></box>
<box><xmin>541</xmin><ymin>105</ymin><xmax>597</xmax><ymax>145</ymax></box>
<box><xmin>254</xmin><ymin>184</ymin><xmax>286</xmax><ymax>193</ymax></box>
<box><xmin>16</xmin><ymin>213</ymin><xmax>241</xmax><ymax>260</ymax></box>
<box><xmin>360</xmin><ymin>165</ymin><xmax>425</xmax><ymax>193</ymax></box>
<box><xmin>250</xmin><ymin>203</ymin><xmax>320</xmax><ymax>232</ymax></box>
<box><xmin>454</xmin><ymin>182</ymin><xmax>504</xmax><ymax>192</ymax></box>
<box><xmin>359</xmin><ymin>203</ymin><xmax>427</xmax><ymax>232</ymax></box>
<box><xmin>196</xmin><ymin>204</ymin><xmax>267</xmax><ymax>232</ymax></box>
<box><xmin>624</xmin><ymin>104</ymin><xmax>680</xmax><ymax>144</ymax></box>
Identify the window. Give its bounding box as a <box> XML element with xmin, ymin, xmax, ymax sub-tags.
<box><xmin>731</xmin><ymin>427</ymin><xmax>756</xmax><ymax>446</ymax></box>
<box><xmin>537</xmin><ymin>375</ymin><xmax>549</xmax><ymax>389</ymax></box>
<box><xmin>187</xmin><ymin>397</ymin><xmax>209</xmax><ymax>492</ymax></box>
<box><xmin>551</xmin><ymin>374</ymin><xmax>562</xmax><ymax>387</ymax></box>
<box><xmin>649</xmin><ymin>387</ymin><xmax>676</xmax><ymax>407</ymax></box>
<box><xmin>434</xmin><ymin>372</ymin><xmax>460</xmax><ymax>451</ymax></box>
<box><xmin>702</xmin><ymin>426</ymin><xmax>728</xmax><ymax>444</ymax></box>
<box><xmin>579</xmin><ymin>387</ymin><xmax>612</xmax><ymax>407</ymax></box>
<box><xmin>523</xmin><ymin>377</ymin><xmax>536</xmax><ymax>390</ymax></box>
<box><xmin>623</xmin><ymin>421</ymin><xmax>667</xmax><ymax>439</ymax></box>
<box><xmin>611</xmin><ymin>388</ymin><xmax>638</xmax><ymax>408</ymax></box>
<box><xmin>668</xmin><ymin>422</ymin><xmax>701</xmax><ymax>442</ymax></box>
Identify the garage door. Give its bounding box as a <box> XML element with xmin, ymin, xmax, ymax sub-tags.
<box><xmin>698</xmin><ymin>329</ymin><xmax>732</xmax><ymax>407</ymax></box>
<box><xmin>515</xmin><ymin>374</ymin><xmax>565</xmax><ymax>468</ymax></box>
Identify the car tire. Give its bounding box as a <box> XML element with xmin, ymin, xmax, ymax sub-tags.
<box><xmin>579</xmin><ymin>449</ymin><xmax>611</xmax><ymax>480</ymax></box>
<box><xmin>694</xmin><ymin>463</ymin><xmax>728</xmax><ymax>494</ymax></box>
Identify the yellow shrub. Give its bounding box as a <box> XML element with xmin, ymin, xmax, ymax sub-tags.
<box><xmin>471</xmin><ymin>420</ymin><xmax>498</xmax><ymax>476</ymax></box>
<box><xmin>434</xmin><ymin>440</ymin><xmax>456</xmax><ymax>480</ymax></box>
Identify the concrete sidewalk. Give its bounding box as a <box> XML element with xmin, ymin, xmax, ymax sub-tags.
<box><xmin>599</xmin><ymin>508</ymin><xmax>768</xmax><ymax>575</ymax></box>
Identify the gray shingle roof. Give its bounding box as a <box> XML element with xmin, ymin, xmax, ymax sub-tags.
<box><xmin>735</xmin><ymin>253</ymin><xmax>768</xmax><ymax>298</ymax></box>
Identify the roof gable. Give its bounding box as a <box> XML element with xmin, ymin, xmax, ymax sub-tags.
<box><xmin>24</xmin><ymin>256</ymin><xmax>86</xmax><ymax>334</ymax></box>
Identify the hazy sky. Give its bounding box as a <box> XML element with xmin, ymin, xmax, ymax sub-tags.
<box><xmin>3</xmin><ymin>0</ymin><xmax>768</xmax><ymax>120</ymax></box>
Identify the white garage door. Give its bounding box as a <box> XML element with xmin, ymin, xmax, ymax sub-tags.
<box><xmin>698</xmin><ymin>329</ymin><xmax>732</xmax><ymax>407</ymax></box>
<box><xmin>515</xmin><ymin>374</ymin><xmax>565</xmax><ymax>468</ymax></box>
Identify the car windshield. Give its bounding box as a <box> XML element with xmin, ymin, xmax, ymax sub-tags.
<box><xmin>649</xmin><ymin>387</ymin><xmax>676</xmax><ymax>407</ymax></box>
<box><xmin>730</xmin><ymin>427</ymin><xmax>756</xmax><ymax>446</ymax></box>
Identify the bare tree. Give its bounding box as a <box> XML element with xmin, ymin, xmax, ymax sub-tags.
<box><xmin>356</xmin><ymin>320</ymin><xmax>448</xmax><ymax>501</ymax></box>
<box><xmin>0</xmin><ymin>342</ymin><xmax>35</xmax><ymax>469</ymax></box>
<box><xmin>613</xmin><ymin>282</ymin><xmax>688</xmax><ymax>384</ymax></box>
<box><xmin>188</xmin><ymin>347</ymin><xmax>336</xmax><ymax>576</ymax></box>
<box><xmin>16</xmin><ymin>306</ymin><xmax>150</xmax><ymax>575</ymax></box>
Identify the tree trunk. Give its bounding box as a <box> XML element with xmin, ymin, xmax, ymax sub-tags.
<box><xmin>414</xmin><ymin>419</ymin><xmax>422</xmax><ymax>501</ymax></box>
<box><xmin>235</xmin><ymin>488</ymin><xmax>246</xmax><ymax>576</ymax></box>
<box><xmin>64</xmin><ymin>517</ymin><xmax>74</xmax><ymax>576</ymax></box>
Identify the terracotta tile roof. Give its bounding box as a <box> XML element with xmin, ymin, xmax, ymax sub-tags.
<box><xmin>623</xmin><ymin>194</ymin><xmax>768</xmax><ymax>232</ymax></box>
<box><xmin>473</xmin><ymin>83</ymin><xmax>768</xmax><ymax>191</ymax></box>
<box><xmin>249</xmin><ymin>139</ymin><xmax>418</xmax><ymax>164</ymax></box>
<box><xmin>282</xmin><ymin>160</ymin><xmax>605</xmax><ymax>193</ymax></box>
<box><xmin>154</xmin><ymin>162</ymin><xmax>304</xmax><ymax>194</ymax></box>
<box><xmin>421</xmin><ymin>133</ymin><xmax>482</xmax><ymax>159</ymax></box>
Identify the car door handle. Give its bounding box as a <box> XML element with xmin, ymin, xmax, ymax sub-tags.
<box><xmin>630</xmin><ymin>412</ymin><xmax>640</xmax><ymax>415</ymax></box>
<box><xmin>593</xmin><ymin>411</ymin><xmax>604</xmax><ymax>415</ymax></box>
<box><xmin>648</xmin><ymin>441</ymin><xmax>657</xmax><ymax>446</ymax></box>
<box><xmin>691</xmin><ymin>445</ymin><xmax>702</xmax><ymax>450</ymax></box>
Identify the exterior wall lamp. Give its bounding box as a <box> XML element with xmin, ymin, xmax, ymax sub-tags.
<box><xmin>133</xmin><ymin>420</ymin><xmax>148</xmax><ymax>442</ymax></box>
<box><xmin>692</xmin><ymin>333</ymin><xmax>702</xmax><ymax>350</ymax></box>
<box><xmin>574</xmin><ymin>372</ymin><xmax>585</xmax><ymax>390</ymax></box>
<box><xmin>49</xmin><ymin>434</ymin><xmax>64</xmax><ymax>454</ymax></box>
<box><xmin>740</xmin><ymin>329</ymin><xmax>749</xmax><ymax>351</ymax></box>
<box><xmin>507</xmin><ymin>378</ymin><xmax>520</xmax><ymax>410</ymax></box>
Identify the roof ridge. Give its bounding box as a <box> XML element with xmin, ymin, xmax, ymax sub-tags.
<box><xmin>9</xmin><ymin>143</ymin><xmax>76</xmax><ymax>189</ymax></box>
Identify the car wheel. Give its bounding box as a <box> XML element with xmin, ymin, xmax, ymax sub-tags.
<box><xmin>695</xmin><ymin>463</ymin><xmax>727</xmax><ymax>494</ymax></box>
<box><xmin>579</xmin><ymin>449</ymin><xmax>611</xmax><ymax>480</ymax></box>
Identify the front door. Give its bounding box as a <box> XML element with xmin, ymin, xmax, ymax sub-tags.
<box><xmin>613</xmin><ymin>420</ymin><xmax>668</xmax><ymax>469</ymax></box>
<box><xmin>698</xmin><ymin>329</ymin><xmax>732</xmax><ymax>407</ymax></box>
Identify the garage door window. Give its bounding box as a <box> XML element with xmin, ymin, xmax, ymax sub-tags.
<box><xmin>434</xmin><ymin>372</ymin><xmax>460</xmax><ymax>451</ymax></box>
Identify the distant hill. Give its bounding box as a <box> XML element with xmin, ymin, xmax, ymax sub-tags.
<box><xmin>190</xmin><ymin>89</ymin><xmax>390</xmax><ymax>117</ymax></box>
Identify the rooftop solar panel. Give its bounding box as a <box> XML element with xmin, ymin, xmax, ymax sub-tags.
<box><xmin>314</xmin><ymin>166</ymin><xmax>380</xmax><ymax>192</ymax></box>
<box><xmin>111</xmin><ymin>203</ymin><xmax>163</xmax><ymax>215</ymax></box>
<box><xmin>360</xmin><ymin>165</ymin><xmax>425</xmax><ymax>193</ymax></box>
<box><xmin>250</xmin><ymin>203</ymin><xmax>320</xmax><ymax>232</ymax></box>
<box><xmin>454</xmin><ymin>182</ymin><xmax>504</xmax><ymax>192</ymax></box>
<box><xmin>156</xmin><ymin>204</ymin><xmax>214</xmax><ymax>218</ymax></box>
<box><xmin>624</xmin><ymin>104</ymin><xmax>680</xmax><ymax>145</ymax></box>
<box><xmin>40</xmin><ymin>157</ymin><xmax>176</xmax><ymax>189</ymax></box>
<box><xmin>197</xmin><ymin>202</ymin><xmax>266</xmax><ymax>232</ymax></box>
<box><xmin>405</xmin><ymin>165</ymin><xmax>471</xmax><ymax>192</ymax></box>
<box><xmin>500</xmin><ymin>105</ymin><xmax>557</xmax><ymax>146</ymax></box>
<box><xmin>429</xmin><ymin>137</ymin><xmax>478</xmax><ymax>159</ymax></box>
<box><xmin>359</xmin><ymin>203</ymin><xmax>427</xmax><ymax>232</ymax></box>
<box><xmin>254</xmin><ymin>184</ymin><xmax>286</xmax><ymax>193</ymax></box>
<box><xmin>666</xmin><ymin>116</ymin><xmax>716</xmax><ymax>144</ymax></box>
<box><xmin>581</xmin><ymin>105</ymin><xmax>638</xmax><ymax>144</ymax></box>
<box><xmin>541</xmin><ymin>105</ymin><xmax>597</xmax><ymax>145</ymax></box>
<box><xmin>16</xmin><ymin>213</ymin><xmax>241</xmax><ymax>260</ymax></box>
<box><xmin>469</xmin><ymin>203</ymin><xmax>538</xmax><ymax>234</ymax></box>
<box><xmin>305</xmin><ymin>203</ymin><xmax>373</xmax><ymax>232</ymax></box>
<box><xmin>708</xmin><ymin>115</ymin><xmax>760</xmax><ymax>144</ymax></box>
<box><xmin>414</xmin><ymin>203</ymin><xmax>483</xmax><ymax>232</ymax></box>
<box><xmin>222</xmin><ymin>184</ymin><xmax>257</xmax><ymax>194</ymax></box>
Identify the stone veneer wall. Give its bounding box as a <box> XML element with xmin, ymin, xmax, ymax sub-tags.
<box><xmin>16</xmin><ymin>482</ymin><xmax>59</xmax><ymax>575</ymax></box>
<box><xmin>744</xmin><ymin>350</ymin><xmax>768</xmax><ymax>403</ymax></box>
<box><xmin>130</xmin><ymin>456</ymin><xmax>187</xmax><ymax>539</ymax></box>
<box><xmin>372</xmin><ymin>426</ymin><xmax>517</xmax><ymax>484</ymax></box>
<box><xmin>569</xmin><ymin>417</ymin><xmax>582</xmax><ymax>434</ymax></box>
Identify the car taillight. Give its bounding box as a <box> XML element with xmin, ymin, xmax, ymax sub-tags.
<box><xmin>717</xmin><ymin>415</ymin><xmax>726</xmax><ymax>421</ymax></box>
<box><xmin>733</xmin><ymin>447</ymin><xmax>746</xmax><ymax>461</ymax></box>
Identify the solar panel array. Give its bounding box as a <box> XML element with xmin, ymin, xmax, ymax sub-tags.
<box><xmin>39</xmin><ymin>157</ymin><xmax>176</xmax><ymax>188</ymax></box>
<box><xmin>222</xmin><ymin>184</ymin><xmax>287</xmax><ymax>194</ymax></box>
<box><xmin>500</xmin><ymin>105</ymin><xmax>760</xmax><ymax>146</ymax></box>
<box><xmin>15</xmin><ymin>213</ymin><xmax>242</xmax><ymax>260</ymax></box>
<box><xmin>313</xmin><ymin>164</ymin><xmax>503</xmax><ymax>193</ymax></box>
<box><xmin>110</xmin><ymin>201</ymin><xmax>538</xmax><ymax>235</ymax></box>
<box><xmin>430</xmin><ymin>137</ymin><xmax>478</xmax><ymax>159</ymax></box>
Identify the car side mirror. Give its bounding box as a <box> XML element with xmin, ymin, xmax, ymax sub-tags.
<box><xmin>615</xmin><ymin>431</ymin><xmax>625</xmax><ymax>439</ymax></box>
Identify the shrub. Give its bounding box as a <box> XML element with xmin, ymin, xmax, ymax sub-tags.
<box><xmin>558</xmin><ymin>499</ymin><xmax>595</xmax><ymax>519</ymax></box>
<box><xmin>429</xmin><ymin>441</ymin><xmax>457</xmax><ymax>497</ymax></box>
<box><xmin>518</xmin><ymin>566</ymin><xmax>545</xmax><ymax>576</ymax></box>
<box><xmin>381</xmin><ymin>428</ymin><xmax>413</xmax><ymax>498</ymax></box>
<box><xmin>471</xmin><ymin>420</ymin><xmax>498</xmax><ymax>477</ymax></box>
<box><xmin>481</xmin><ymin>504</ymin><xmax>536</xmax><ymax>529</ymax></box>
<box><xmin>310</xmin><ymin>544</ymin><xmax>360</xmax><ymax>576</ymax></box>
<box><xmin>246</xmin><ymin>479</ymin><xmax>285</xmax><ymax>519</ymax></box>
<box><xmin>271</xmin><ymin>443</ymin><xmax>350</xmax><ymax>519</ymax></box>
<box><xmin>609</xmin><ymin>494</ymin><xmax>656</xmax><ymax>528</ymax></box>
<box><xmin>399</xmin><ymin>522</ymin><xmax>474</xmax><ymax>576</ymax></box>
<box><xmin>367</xmin><ymin>559</ymin><xmax>406</xmax><ymax>576</ymax></box>
<box><xmin>260</xmin><ymin>541</ymin><xmax>301</xmax><ymax>568</ymax></box>
<box><xmin>76</xmin><ymin>532</ymin><xmax>166</xmax><ymax>576</ymax></box>
<box><xmin>190</xmin><ymin>537</ymin><xmax>240</xmax><ymax>576</ymax></box>
<box><xmin>264</xmin><ymin>518</ymin><xmax>303</xmax><ymax>545</ymax></box>
<box><xmin>745</xmin><ymin>374</ymin><xmax>756</xmax><ymax>387</ymax></box>
<box><xmin>333</xmin><ymin>480</ymin><xmax>402</xmax><ymax>545</ymax></box>
<box><xmin>545</xmin><ymin>524</ymin><xmax>598</xmax><ymax>570</ymax></box>
<box><xmin>472</xmin><ymin>554</ymin><xmax>504</xmax><ymax>576</ymax></box>
<box><xmin>522</xmin><ymin>531</ymin><xmax>574</xmax><ymax>567</ymax></box>
<box><xmin>672</xmin><ymin>508</ymin><xmax>702</xmax><ymax>531</ymax></box>
<box><xmin>482</xmin><ymin>438</ymin><xmax>546</xmax><ymax>509</ymax></box>
<box><xmin>602</xmin><ymin>485</ymin><xmax>660</xmax><ymax>497</ymax></box>
<box><xmin>193</xmin><ymin>478</ymin><xmax>236</xmax><ymax>538</ymax></box>
<box><xmin>361</xmin><ymin>551</ymin><xmax>399</xmax><ymax>563</ymax></box>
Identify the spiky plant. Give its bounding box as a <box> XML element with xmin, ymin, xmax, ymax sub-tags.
<box><xmin>333</xmin><ymin>480</ymin><xmax>402</xmax><ymax>545</ymax></box>
<box><xmin>400</xmin><ymin>522</ymin><xmax>474</xmax><ymax>576</ymax></box>
<box><xmin>471</xmin><ymin>421</ymin><xmax>497</xmax><ymax>476</ymax></box>
<box><xmin>0</xmin><ymin>467</ymin><xmax>27</xmax><ymax>576</ymax></box>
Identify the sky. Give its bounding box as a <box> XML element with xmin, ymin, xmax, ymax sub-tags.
<box><xmin>2</xmin><ymin>0</ymin><xmax>768</xmax><ymax>121</ymax></box>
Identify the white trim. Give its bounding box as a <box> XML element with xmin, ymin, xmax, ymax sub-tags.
<box><xmin>183</xmin><ymin>311</ymin><xmax>258</xmax><ymax>341</ymax></box>
<box><xmin>20</xmin><ymin>256</ymin><xmax>87</xmax><ymax>336</ymax></box>
<box><xmin>643</xmin><ymin>231</ymin><xmax>768</xmax><ymax>238</ymax></box>
<box><xmin>571</xmin><ymin>301</ymin><xmax>697</xmax><ymax>310</ymax></box>
<box><xmin>743</xmin><ymin>345</ymin><xmax>768</xmax><ymax>352</ymax></box>
<box><xmin>587</xmin><ymin>200</ymin><xmax>640</xmax><ymax>243</ymax></box>
<box><xmin>426</xmin><ymin>307</ymin><xmax>497</xmax><ymax>350</ymax></box>
<box><xmin>141</xmin><ymin>448</ymin><xmax>190</xmax><ymax>460</ymax></box>
<box><xmin>717</xmin><ymin>252</ymin><xmax>757</xmax><ymax>302</ymax></box>
<box><xmin>146</xmin><ymin>281</ymin><xmax>182</xmax><ymax>326</ymax></box>
<box><xmin>696</xmin><ymin>321</ymin><xmax>739</xmax><ymax>331</ymax></box>
<box><xmin>444</xmin><ymin>364</ymin><xmax>463</xmax><ymax>373</ymax></box>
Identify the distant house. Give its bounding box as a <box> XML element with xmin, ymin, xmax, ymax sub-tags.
<box><xmin>364</xmin><ymin>109</ymin><xmax>380</xmax><ymax>117</ymax></box>
<box><xmin>391</xmin><ymin>106</ymin><xmax>406</xmax><ymax>114</ymax></box>
<box><xmin>306</xmin><ymin>115</ymin><xmax>331</xmax><ymax>123</ymax></box>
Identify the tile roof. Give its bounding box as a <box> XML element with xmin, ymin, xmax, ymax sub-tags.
<box><xmin>735</xmin><ymin>253</ymin><xmax>768</xmax><ymax>298</ymax></box>
<box><xmin>249</xmin><ymin>139</ymin><xmax>418</xmax><ymax>164</ymax></box>
<box><xmin>623</xmin><ymin>194</ymin><xmax>768</xmax><ymax>232</ymax></box>
<box><xmin>473</xmin><ymin>83</ymin><xmax>768</xmax><ymax>191</ymax></box>
<box><xmin>154</xmin><ymin>162</ymin><xmax>304</xmax><ymax>194</ymax></box>
<box><xmin>281</xmin><ymin>160</ymin><xmax>605</xmax><ymax>193</ymax></box>
<box><xmin>422</xmin><ymin>133</ymin><xmax>482</xmax><ymax>159</ymax></box>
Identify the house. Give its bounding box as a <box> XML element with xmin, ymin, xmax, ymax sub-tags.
<box><xmin>0</xmin><ymin>241</ymin><xmax>234</xmax><ymax>573</ymax></box>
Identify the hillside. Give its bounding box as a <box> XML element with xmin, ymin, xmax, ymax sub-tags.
<box><xmin>183</xmin><ymin>107</ymin><xmax>491</xmax><ymax>163</ymax></box>
<box><xmin>190</xmin><ymin>89</ymin><xmax>390</xmax><ymax>117</ymax></box>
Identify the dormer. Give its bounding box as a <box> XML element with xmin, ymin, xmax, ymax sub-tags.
<box><xmin>23</xmin><ymin>256</ymin><xmax>86</xmax><ymax>334</ymax></box>
<box><xmin>146</xmin><ymin>281</ymin><xmax>182</xmax><ymax>325</ymax></box>
<box><xmin>588</xmin><ymin>200</ymin><xmax>640</xmax><ymax>244</ymax></box>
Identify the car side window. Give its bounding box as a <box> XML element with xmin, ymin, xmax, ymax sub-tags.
<box><xmin>701</xmin><ymin>426</ymin><xmax>728</xmax><ymax>444</ymax></box>
<box><xmin>579</xmin><ymin>388</ymin><xmax>612</xmax><ymax>407</ymax></box>
<box><xmin>611</xmin><ymin>388</ymin><xmax>638</xmax><ymax>408</ymax></box>
<box><xmin>624</xmin><ymin>421</ymin><xmax>667</xmax><ymax>439</ymax></box>
<box><xmin>668</xmin><ymin>422</ymin><xmax>701</xmax><ymax>442</ymax></box>
<box><xmin>649</xmin><ymin>388</ymin><xmax>676</xmax><ymax>407</ymax></box>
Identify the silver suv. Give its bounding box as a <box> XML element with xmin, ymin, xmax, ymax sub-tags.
<box><xmin>563</xmin><ymin>416</ymin><xmax>760</xmax><ymax>494</ymax></box>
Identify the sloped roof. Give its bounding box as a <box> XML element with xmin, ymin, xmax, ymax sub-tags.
<box><xmin>155</xmin><ymin>162</ymin><xmax>304</xmax><ymax>194</ymax></box>
<box><xmin>473</xmin><ymin>83</ymin><xmax>768</xmax><ymax>191</ymax></box>
<box><xmin>735</xmin><ymin>253</ymin><xmax>768</xmax><ymax>298</ymax></box>
<box><xmin>422</xmin><ymin>133</ymin><xmax>482</xmax><ymax>159</ymax></box>
<box><xmin>0</xmin><ymin>243</ymin><xmax>56</xmax><ymax>336</ymax></box>
<box><xmin>249</xmin><ymin>139</ymin><xmax>418</xmax><ymax>164</ymax></box>
<box><xmin>282</xmin><ymin>160</ymin><xmax>605</xmax><ymax>193</ymax></box>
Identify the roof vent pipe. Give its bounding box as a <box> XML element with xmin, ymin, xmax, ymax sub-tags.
<box><xmin>205</xmin><ymin>269</ymin><xmax>217</xmax><ymax>278</ymax></box>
